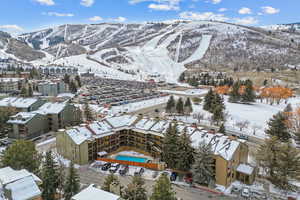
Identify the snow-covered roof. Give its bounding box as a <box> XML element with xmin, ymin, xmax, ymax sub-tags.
<box><xmin>5</xmin><ymin>176</ymin><xmax>41</xmax><ymax>200</ymax></box>
<box><xmin>0</xmin><ymin>167</ymin><xmax>41</xmax><ymax>186</ymax></box>
<box><xmin>190</xmin><ymin>131</ymin><xmax>240</xmax><ymax>161</ymax></box>
<box><xmin>66</xmin><ymin>127</ymin><xmax>92</xmax><ymax>145</ymax></box>
<box><xmin>236</xmin><ymin>164</ymin><xmax>254</xmax><ymax>175</ymax></box>
<box><xmin>7</xmin><ymin>112</ymin><xmax>39</xmax><ymax>125</ymax></box>
<box><xmin>134</xmin><ymin>118</ymin><xmax>157</xmax><ymax>131</ymax></box>
<box><xmin>0</xmin><ymin>78</ymin><xmax>24</xmax><ymax>83</ymax></box>
<box><xmin>105</xmin><ymin>115</ymin><xmax>137</xmax><ymax>128</ymax></box>
<box><xmin>36</xmin><ymin>102</ymin><xmax>67</xmax><ymax>114</ymax></box>
<box><xmin>0</xmin><ymin>97</ymin><xmax>39</xmax><ymax>108</ymax></box>
<box><xmin>88</xmin><ymin>121</ymin><xmax>113</xmax><ymax>136</ymax></box>
<box><xmin>72</xmin><ymin>184</ymin><xmax>120</xmax><ymax>200</ymax></box>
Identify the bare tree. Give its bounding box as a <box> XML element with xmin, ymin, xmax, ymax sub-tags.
<box><xmin>235</xmin><ymin>120</ymin><xmax>250</xmax><ymax>131</ymax></box>
<box><xmin>251</xmin><ymin>124</ymin><xmax>262</xmax><ymax>135</ymax></box>
<box><xmin>193</xmin><ymin>112</ymin><xmax>205</xmax><ymax>124</ymax></box>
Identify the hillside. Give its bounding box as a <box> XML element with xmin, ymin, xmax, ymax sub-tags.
<box><xmin>1</xmin><ymin>21</ymin><xmax>300</xmax><ymax>82</ymax></box>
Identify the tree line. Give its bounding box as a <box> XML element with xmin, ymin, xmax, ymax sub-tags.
<box><xmin>165</xmin><ymin>96</ymin><xmax>193</xmax><ymax>115</ymax></box>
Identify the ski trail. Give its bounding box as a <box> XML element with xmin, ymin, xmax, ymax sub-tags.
<box><xmin>97</xmin><ymin>25</ymin><xmax>126</xmax><ymax>47</ymax></box>
<box><xmin>64</xmin><ymin>24</ymin><xmax>68</xmax><ymax>41</ymax></box>
<box><xmin>175</xmin><ymin>33</ymin><xmax>183</xmax><ymax>63</ymax></box>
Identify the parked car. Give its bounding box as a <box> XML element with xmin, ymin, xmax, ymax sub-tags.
<box><xmin>109</xmin><ymin>163</ymin><xmax>120</xmax><ymax>173</ymax></box>
<box><xmin>101</xmin><ymin>163</ymin><xmax>111</xmax><ymax>171</ymax></box>
<box><xmin>152</xmin><ymin>171</ymin><xmax>159</xmax><ymax>179</ymax></box>
<box><xmin>170</xmin><ymin>172</ymin><xmax>178</xmax><ymax>182</ymax></box>
<box><xmin>0</xmin><ymin>139</ymin><xmax>12</xmax><ymax>146</ymax></box>
<box><xmin>119</xmin><ymin>165</ymin><xmax>129</xmax><ymax>175</ymax></box>
<box><xmin>184</xmin><ymin>173</ymin><xmax>193</xmax><ymax>184</ymax></box>
<box><xmin>251</xmin><ymin>190</ymin><xmax>267</xmax><ymax>199</ymax></box>
<box><xmin>241</xmin><ymin>188</ymin><xmax>250</xmax><ymax>198</ymax></box>
<box><xmin>231</xmin><ymin>186</ymin><xmax>240</xmax><ymax>193</ymax></box>
<box><xmin>238</xmin><ymin>135</ymin><xmax>249</xmax><ymax>140</ymax></box>
<box><xmin>134</xmin><ymin>167</ymin><xmax>145</xmax><ymax>176</ymax></box>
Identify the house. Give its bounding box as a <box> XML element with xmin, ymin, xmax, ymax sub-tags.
<box><xmin>72</xmin><ymin>184</ymin><xmax>121</xmax><ymax>200</ymax></box>
<box><xmin>7</xmin><ymin>112</ymin><xmax>49</xmax><ymax>139</ymax></box>
<box><xmin>35</xmin><ymin>102</ymin><xmax>81</xmax><ymax>132</ymax></box>
<box><xmin>0</xmin><ymin>167</ymin><xmax>42</xmax><ymax>200</ymax></box>
<box><xmin>57</xmin><ymin>115</ymin><xmax>253</xmax><ymax>188</ymax></box>
<box><xmin>0</xmin><ymin>97</ymin><xmax>45</xmax><ymax>112</ymax></box>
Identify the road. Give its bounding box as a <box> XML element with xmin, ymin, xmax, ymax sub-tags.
<box><xmin>78</xmin><ymin>167</ymin><xmax>238</xmax><ymax>200</ymax></box>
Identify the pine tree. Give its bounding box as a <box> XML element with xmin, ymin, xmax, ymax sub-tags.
<box><xmin>176</xmin><ymin>98</ymin><xmax>184</xmax><ymax>114</ymax></box>
<box><xmin>69</xmin><ymin>81</ymin><xmax>78</xmax><ymax>94</ymax></box>
<box><xmin>75</xmin><ymin>75</ymin><xmax>82</xmax><ymax>87</ymax></box>
<box><xmin>192</xmin><ymin>142</ymin><xmax>215</xmax><ymax>187</ymax></box>
<box><xmin>256</xmin><ymin>137</ymin><xmax>300</xmax><ymax>192</ymax></box>
<box><xmin>212</xmin><ymin>93</ymin><xmax>225</xmax><ymax>112</ymax></box>
<box><xmin>84</xmin><ymin>102</ymin><xmax>95</xmax><ymax>121</ymax></box>
<box><xmin>64</xmin><ymin>162</ymin><xmax>80</xmax><ymax>200</ymax></box>
<box><xmin>266</xmin><ymin>112</ymin><xmax>291</xmax><ymax>142</ymax></box>
<box><xmin>102</xmin><ymin>174</ymin><xmax>119</xmax><ymax>192</ymax></box>
<box><xmin>184</xmin><ymin>98</ymin><xmax>193</xmax><ymax>115</ymax></box>
<box><xmin>241</xmin><ymin>79</ymin><xmax>255</xmax><ymax>103</ymax></box>
<box><xmin>178</xmin><ymin>73</ymin><xmax>185</xmax><ymax>82</ymax></box>
<box><xmin>2</xmin><ymin>140</ymin><xmax>41</xmax><ymax>174</ymax></box>
<box><xmin>41</xmin><ymin>151</ymin><xmax>59</xmax><ymax>200</ymax></box>
<box><xmin>212</xmin><ymin>105</ymin><xmax>224</xmax><ymax>125</ymax></box>
<box><xmin>284</xmin><ymin>103</ymin><xmax>293</xmax><ymax>113</ymax></box>
<box><xmin>20</xmin><ymin>87</ymin><xmax>27</xmax><ymax>97</ymax></box>
<box><xmin>28</xmin><ymin>85</ymin><xmax>33</xmax><ymax>97</ymax></box>
<box><xmin>123</xmin><ymin>176</ymin><xmax>147</xmax><ymax>200</ymax></box>
<box><xmin>228</xmin><ymin>81</ymin><xmax>241</xmax><ymax>103</ymax></box>
<box><xmin>166</xmin><ymin>96</ymin><xmax>175</xmax><ymax>113</ymax></box>
<box><xmin>63</xmin><ymin>74</ymin><xmax>70</xmax><ymax>84</ymax></box>
<box><xmin>219</xmin><ymin>123</ymin><xmax>225</xmax><ymax>133</ymax></box>
<box><xmin>0</xmin><ymin>107</ymin><xmax>15</xmax><ymax>130</ymax></box>
<box><xmin>162</xmin><ymin>124</ymin><xmax>180</xmax><ymax>168</ymax></box>
<box><xmin>57</xmin><ymin>160</ymin><xmax>65</xmax><ymax>196</ymax></box>
<box><xmin>150</xmin><ymin>174</ymin><xmax>177</xmax><ymax>200</ymax></box>
<box><xmin>176</xmin><ymin>131</ymin><xmax>194</xmax><ymax>171</ymax></box>
<box><xmin>203</xmin><ymin>89</ymin><xmax>215</xmax><ymax>111</ymax></box>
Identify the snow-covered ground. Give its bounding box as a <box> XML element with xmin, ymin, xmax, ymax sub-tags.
<box><xmin>159</xmin><ymin>89</ymin><xmax>208</xmax><ymax>96</ymax></box>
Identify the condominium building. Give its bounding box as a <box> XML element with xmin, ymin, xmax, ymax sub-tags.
<box><xmin>0</xmin><ymin>78</ymin><xmax>25</xmax><ymax>93</ymax></box>
<box><xmin>0</xmin><ymin>97</ymin><xmax>45</xmax><ymax>112</ymax></box>
<box><xmin>37</xmin><ymin>80</ymin><xmax>66</xmax><ymax>96</ymax></box>
<box><xmin>57</xmin><ymin>115</ymin><xmax>254</xmax><ymax>188</ymax></box>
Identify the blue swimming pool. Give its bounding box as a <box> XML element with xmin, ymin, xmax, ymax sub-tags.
<box><xmin>115</xmin><ymin>155</ymin><xmax>148</xmax><ymax>163</ymax></box>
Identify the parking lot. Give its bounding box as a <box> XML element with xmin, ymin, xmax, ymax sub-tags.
<box><xmin>78</xmin><ymin>77</ymin><xmax>168</xmax><ymax>106</ymax></box>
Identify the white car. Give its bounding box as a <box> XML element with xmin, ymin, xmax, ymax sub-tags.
<box><xmin>241</xmin><ymin>188</ymin><xmax>250</xmax><ymax>198</ymax></box>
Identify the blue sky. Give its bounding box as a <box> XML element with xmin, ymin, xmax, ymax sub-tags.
<box><xmin>0</xmin><ymin>0</ymin><xmax>299</xmax><ymax>33</ymax></box>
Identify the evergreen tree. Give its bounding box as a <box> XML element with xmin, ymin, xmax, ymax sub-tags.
<box><xmin>102</xmin><ymin>174</ymin><xmax>119</xmax><ymax>192</ymax></box>
<box><xmin>64</xmin><ymin>162</ymin><xmax>80</xmax><ymax>200</ymax></box>
<box><xmin>265</xmin><ymin>112</ymin><xmax>291</xmax><ymax>142</ymax></box>
<box><xmin>176</xmin><ymin>98</ymin><xmax>184</xmax><ymax>114</ymax></box>
<box><xmin>212</xmin><ymin>105</ymin><xmax>224</xmax><ymax>125</ymax></box>
<box><xmin>20</xmin><ymin>87</ymin><xmax>27</xmax><ymax>97</ymax></box>
<box><xmin>166</xmin><ymin>96</ymin><xmax>175</xmax><ymax>113</ymax></box>
<box><xmin>28</xmin><ymin>85</ymin><xmax>33</xmax><ymax>97</ymax></box>
<box><xmin>57</xmin><ymin>160</ymin><xmax>65</xmax><ymax>196</ymax></box>
<box><xmin>284</xmin><ymin>103</ymin><xmax>293</xmax><ymax>113</ymax></box>
<box><xmin>41</xmin><ymin>151</ymin><xmax>59</xmax><ymax>200</ymax></box>
<box><xmin>203</xmin><ymin>89</ymin><xmax>215</xmax><ymax>112</ymax></box>
<box><xmin>69</xmin><ymin>80</ymin><xmax>78</xmax><ymax>94</ymax></box>
<box><xmin>84</xmin><ymin>102</ymin><xmax>95</xmax><ymax>121</ymax></box>
<box><xmin>123</xmin><ymin>176</ymin><xmax>147</xmax><ymax>200</ymax></box>
<box><xmin>75</xmin><ymin>75</ymin><xmax>82</xmax><ymax>87</ymax></box>
<box><xmin>212</xmin><ymin>93</ymin><xmax>225</xmax><ymax>111</ymax></box>
<box><xmin>150</xmin><ymin>174</ymin><xmax>177</xmax><ymax>200</ymax></box>
<box><xmin>63</xmin><ymin>74</ymin><xmax>70</xmax><ymax>84</ymax></box>
<box><xmin>0</xmin><ymin>107</ymin><xmax>15</xmax><ymax>130</ymax></box>
<box><xmin>178</xmin><ymin>73</ymin><xmax>185</xmax><ymax>82</ymax></box>
<box><xmin>162</xmin><ymin>124</ymin><xmax>180</xmax><ymax>168</ymax></box>
<box><xmin>241</xmin><ymin>79</ymin><xmax>256</xmax><ymax>103</ymax></box>
<box><xmin>2</xmin><ymin>140</ymin><xmax>41</xmax><ymax>174</ymax></box>
<box><xmin>256</xmin><ymin>137</ymin><xmax>300</xmax><ymax>192</ymax></box>
<box><xmin>219</xmin><ymin>123</ymin><xmax>225</xmax><ymax>133</ymax></box>
<box><xmin>184</xmin><ymin>98</ymin><xmax>193</xmax><ymax>115</ymax></box>
<box><xmin>192</xmin><ymin>142</ymin><xmax>215</xmax><ymax>187</ymax></box>
<box><xmin>176</xmin><ymin>131</ymin><xmax>194</xmax><ymax>171</ymax></box>
<box><xmin>228</xmin><ymin>81</ymin><xmax>241</xmax><ymax>103</ymax></box>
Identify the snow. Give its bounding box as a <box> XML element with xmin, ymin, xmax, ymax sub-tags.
<box><xmin>35</xmin><ymin>102</ymin><xmax>66</xmax><ymax>114</ymax></box>
<box><xmin>66</xmin><ymin>127</ymin><xmax>92</xmax><ymax>145</ymax></box>
<box><xmin>0</xmin><ymin>97</ymin><xmax>39</xmax><ymax>109</ymax></box>
<box><xmin>7</xmin><ymin>112</ymin><xmax>38</xmax><ymax>124</ymax></box>
<box><xmin>36</xmin><ymin>138</ymin><xmax>56</xmax><ymax>147</ymax></box>
<box><xmin>105</xmin><ymin>115</ymin><xmax>138</xmax><ymax>128</ymax></box>
<box><xmin>72</xmin><ymin>184</ymin><xmax>120</xmax><ymax>200</ymax></box>
<box><xmin>236</xmin><ymin>164</ymin><xmax>254</xmax><ymax>175</ymax></box>
<box><xmin>159</xmin><ymin>89</ymin><xmax>208</xmax><ymax>96</ymax></box>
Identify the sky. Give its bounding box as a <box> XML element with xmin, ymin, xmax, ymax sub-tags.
<box><xmin>0</xmin><ymin>0</ymin><xmax>299</xmax><ymax>34</ymax></box>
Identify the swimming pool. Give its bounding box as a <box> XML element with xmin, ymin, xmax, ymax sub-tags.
<box><xmin>115</xmin><ymin>155</ymin><xmax>148</xmax><ymax>163</ymax></box>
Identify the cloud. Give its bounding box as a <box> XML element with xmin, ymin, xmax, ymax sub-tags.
<box><xmin>179</xmin><ymin>11</ymin><xmax>228</xmax><ymax>21</ymax></box>
<box><xmin>233</xmin><ymin>17</ymin><xmax>258</xmax><ymax>25</ymax></box>
<box><xmin>33</xmin><ymin>0</ymin><xmax>55</xmax><ymax>6</ymax></box>
<box><xmin>81</xmin><ymin>0</ymin><xmax>95</xmax><ymax>7</ymax></box>
<box><xmin>261</xmin><ymin>6</ymin><xmax>280</xmax><ymax>14</ymax></box>
<box><xmin>114</xmin><ymin>17</ymin><xmax>127</xmax><ymax>22</ymax></box>
<box><xmin>148</xmin><ymin>3</ymin><xmax>179</xmax><ymax>11</ymax></box>
<box><xmin>205</xmin><ymin>0</ymin><xmax>221</xmax><ymax>4</ymax></box>
<box><xmin>89</xmin><ymin>16</ymin><xmax>103</xmax><ymax>22</ymax></box>
<box><xmin>238</xmin><ymin>7</ymin><xmax>252</xmax><ymax>15</ymax></box>
<box><xmin>218</xmin><ymin>8</ymin><xmax>227</xmax><ymax>12</ymax></box>
<box><xmin>0</xmin><ymin>25</ymin><xmax>24</xmax><ymax>32</ymax></box>
<box><xmin>130</xmin><ymin>0</ymin><xmax>181</xmax><ymax>11</ymax></box>
<box><xmin>43</xmin><ymin>12</ymin><xmax>74</xmax><ymax>17</ymax></box>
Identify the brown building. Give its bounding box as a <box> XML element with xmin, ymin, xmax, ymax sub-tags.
<box><xmin>57</xmin><ymin>115</ymin><xmax>254</xmax><ymax>188</ymax></box>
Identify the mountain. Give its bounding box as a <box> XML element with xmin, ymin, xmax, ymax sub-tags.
<box><xmin>1</xmin><ymin>21</ymin><xmax>300</xmax><ymax>82</ymax></box>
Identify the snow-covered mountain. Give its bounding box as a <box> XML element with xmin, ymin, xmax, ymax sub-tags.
<box><xmin>1</xmin><ymin>21</ymin><xmax>300</xmax><ymax>82</ymax></box>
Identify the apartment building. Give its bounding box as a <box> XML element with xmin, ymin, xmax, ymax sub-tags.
<box><xmin>0</xmin><ymin>97</ymin><xmax>45</xmax><ymax>112</ymax></box>
<box><xmin>37</xmin><ymin>80</ymin><xmax>66</xmax><ymax>96</ymax></box>
<box><xmin>72</xmin><ymin>184</ymin><xmax>122</xmax><ymax>200</ymax></box>
<box><xmin>0</xmin><ymin>78</ymin><xmax>25</xmax><ymax>93</ymax></box>
<box><xmin>57</xmin><ymin>115</ymin><xmax>254</xmax><ymax>188</ymax></box>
